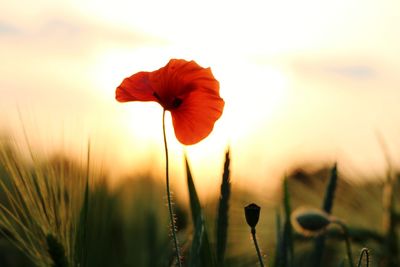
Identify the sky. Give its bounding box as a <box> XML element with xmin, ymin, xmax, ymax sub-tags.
<box><xmin>1</xmin><ymin>0</ymin><xmax>400</xmax><ymax>195</ymax></box>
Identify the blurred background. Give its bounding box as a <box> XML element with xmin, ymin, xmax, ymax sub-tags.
<box><xmin>1</xmin><ymin>0</ymin><xmax>400</xmax><ymax>196</ymax></box>
<box><xmin>2</xmin><ymin>1</ymin><xmax>400</xmax><ymax>267</ymax></box>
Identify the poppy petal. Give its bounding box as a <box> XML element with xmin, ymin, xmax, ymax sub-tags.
<box><xmin>150</xmin><ymin>59</ymin><xmax>220</xmax><ymax>100</ymax></box>
<box><xmin>116</xmin><ymin>71</ymin><xmax>157</xmax><ymax>102</ymax></box>
<box><xmin>115</xmin><ymin>59</ymin><xmax>225</xmax><ymax>145</ymax></box>
<box><xmin>171</xmin><ymin>90</ymin><xmax>224</xmax><ymax>145</ymax></box>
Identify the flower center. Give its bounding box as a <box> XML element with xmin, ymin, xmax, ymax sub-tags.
<box><xmin>171</xmin><ymin>97</ymin><xmax>183</xmax><ymax>108</ymax></box>
<box><xmin>153</xmin><ymin>92</ymin><xmax>183</xmax><ymax>110</ymax></box>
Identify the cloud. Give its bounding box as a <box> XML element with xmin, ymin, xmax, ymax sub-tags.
<box><xmin>0</xmin><ymin>21</ymin><xmax>21</xmax><ymax>36</ymax></box>
<box><xmin>290</xmin><ymin>56</ymin><xmax>383</xmax><ymax>87</ymax></box>
<box><xmin>0</xmin><ymin>11</ymin><xmax>169</xmax><ymax>118</ymax></box>
<box><xmin>323</xmin><ymin>65</ymin><xmax>376</xmax><ymax>80</ymax></box>
<box><xmin>36</xmin><ymin>16</ymin><xmax>165</xmax><ymax>46</ymax></box>
<box><xmin>0</xmin><ymin>13</ymin><xmax>166</xmax><ymax>58</ymax></box>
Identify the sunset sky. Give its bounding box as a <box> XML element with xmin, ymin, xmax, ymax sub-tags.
<box><xmin>1</xmin><ymin>0</ymin><xmax>400</xmax><ymax>194</ymax></box>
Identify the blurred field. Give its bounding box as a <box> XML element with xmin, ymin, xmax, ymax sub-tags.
<box><xmin>0</xmin><ymin>135</ymin><xmax>399</xmax><ymax>267</ymax></box>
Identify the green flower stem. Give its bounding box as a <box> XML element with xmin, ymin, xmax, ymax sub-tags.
<box><xmin>251</xmin><ymin>228</ymin><xmax>265</xmax><ymax>267</ymax></box>
<box><xmin>162</xmin><ymin>109</ymin><xmax>182</xmax><ymax>267</ymax></box>
<box><xmin>333</xmin><ymin>220</ymin><xmax>354</xmax><ymax>267</ymax></box>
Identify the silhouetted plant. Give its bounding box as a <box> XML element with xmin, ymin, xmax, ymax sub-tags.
<box><xmin>244</xmin><ymin>203</ymin><xmax>264</xmax><ymax>267</ymax></box>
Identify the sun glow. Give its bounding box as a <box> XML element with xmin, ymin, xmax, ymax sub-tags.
<box><xmin>89</xmin><ymin>44</ymin><xmax>289</xmax><ymax>189</ymax></box>
<box><xmin>4</xmin><ymin>0</ymin><xmax>399</xmax><ymax>192</ymax></box>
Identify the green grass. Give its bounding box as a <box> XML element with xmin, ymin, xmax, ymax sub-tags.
<box><xmin>0</xmin><ymin>138</ymin><xmax>87</xmax><ymax>267</ymax></box>
<box><xmin>0</xmin><ymin>137</ymin><xmax>400</xmax><ymax>267</ymax></box>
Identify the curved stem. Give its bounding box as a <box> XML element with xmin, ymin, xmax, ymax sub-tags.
<box><xmin>333</xmin><ymin>220</ymin><xmax>354</xmax><ymax>267</ymax></box>
<box><xmin>251</xmin><ymin>228</ymin><xmax>265</xmax><ymax>267</ymax></box>
<box><xmin>357</xmin><ymin>248</ymin><xmax>369</xmax><ymax>267</ymax></box>
<box><xmin>162</xmin><ymin>109</ymin><xmax>182</xmax><ymax>267</ymax></box>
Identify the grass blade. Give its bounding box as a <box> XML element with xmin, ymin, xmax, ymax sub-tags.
<box><xmin>322</xmin><ymin>163</ymin><xmax>338</xmax><ymax>213</ymax></box>
<box><xmin>216</xmin><ymin>149</ymin><xmax>231</xmax><ymax>264</ymax></box>
<box><xmin>185</xmin><ymin>155</ymin><xmax>215</xmax><ymax>267</ymax></box>
<box><xmin>314</xmin><ymin>163</ymin><xmax>338</xmax><ymax>267</ymax></box>
<box><xmin>74</xmin><ymin>178</ymin><xmax>89</xmax><ymax>267</ymax></box>
<box><xmin>273</xmin><ymin>210</ymin><xmax>282</xmax><ymax>267</ymax></box>
<box><xmin>282</xmin><ymin>177</ymin><xmax>293</xmax><ymax>267</ymax></box>
<box><xmin>189</xmin><ymin>213</ymin><xmax>205</xmax><ymax>267</ymax></box>
<box><xmin>74</xmin><ymin>143</ymin><xmax>90</xmax><ymax>267</ymax></box>
<box><xmin>47</xmin><ymin>234</ymin><xmax>68</xmax><ymax>267</ymax></box>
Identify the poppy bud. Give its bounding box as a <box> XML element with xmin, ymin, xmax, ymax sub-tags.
<box><xmin>291</xmin><ymin>207</ymin><xmax>331</xmax><ymax>236</ymax></box>
<box><xmin>244</xmin><ymin>203</ymin><xmax>261</xmax><ymax>228</ymax></box>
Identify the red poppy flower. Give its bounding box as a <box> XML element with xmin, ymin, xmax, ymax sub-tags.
<box><xmin>116</xmin><ymin>59</ymin><xmax>225</xmax><ymax>145</ymax></box>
